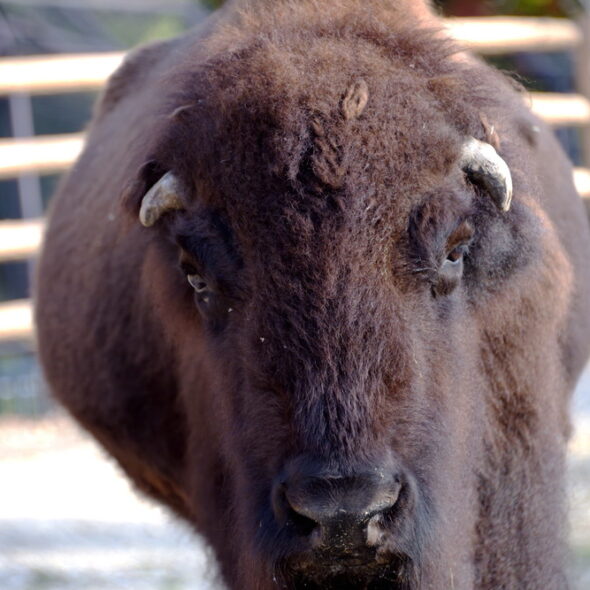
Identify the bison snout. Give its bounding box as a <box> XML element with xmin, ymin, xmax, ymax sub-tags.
<box><xmin>272</xmin><ymin>464</ymin><xmax>405</xmax><ymax>550</ymax></box>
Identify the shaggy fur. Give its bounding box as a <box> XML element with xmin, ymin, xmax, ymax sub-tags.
<box><xmin>36</xmin><ymin>1</ymin><xmax>590</xmax><ymax>588</ymax></box>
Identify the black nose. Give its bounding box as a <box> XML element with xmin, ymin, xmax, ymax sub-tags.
<box><xmin>272</xmin><ymin>462</ymin><xmax>403</xmax><ymax>548</ymax></box>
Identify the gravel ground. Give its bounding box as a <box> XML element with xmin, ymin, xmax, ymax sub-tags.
<box><xmin>2</xmin><ymin>373</ymin><xmax>590</xmax><ymax>590</ymax></box>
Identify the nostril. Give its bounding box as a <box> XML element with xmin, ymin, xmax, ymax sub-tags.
<box><xmin>273</xmin><ymin>482</ymin><xmax>321</xmax><ymax>537</ymax></box>
<box><xmin>382</xmin><ymin>480</ymin><xmax>410</xmax><ymax>518</ymax></box>
<box><xmin>367</xmin><ymin>480</ymin><xmax>403</xmax><ymax>519</ymax></box>
<box><xmin>272</xmin><ymin>482</ymin><xmax>320</xmax><ymax>537</ymax></box>
<box><xmin>286</xmin><ymin>504</ymin><xmax>319</xmax><ymax>537</ymax></box>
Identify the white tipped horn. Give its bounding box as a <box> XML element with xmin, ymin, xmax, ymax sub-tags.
<box><xmin>139</xmin><ymin>172</ymin><xmax>185</xmax><ymax>227</ymax></box>
<box><xmin>459</xmin><ymin>137</ymin><xmax>513</xmax><ymax>212</ymax></box>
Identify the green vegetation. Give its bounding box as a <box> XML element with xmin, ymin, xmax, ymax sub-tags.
<box><xmin>200</xmin><ymin>0</ymin><xmax>225</xmax><ymax>10</ymax></box>
<box><xmin>100</xmin><ymin>12</ymin><xmax>186</xmax><ymax>46</ymax></box>
<box><xmin>494</xmin><ymin>0</ymin><xmax>582</xmax><ymax>16</ymax></box>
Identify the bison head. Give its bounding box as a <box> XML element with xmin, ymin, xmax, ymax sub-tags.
<box><xmin>123</xmin><ymin>27</ymin><xmax>564</xmax><ymax>590</ymax></box>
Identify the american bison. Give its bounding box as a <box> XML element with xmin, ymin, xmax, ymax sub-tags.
<box><xmin>35</xmin><ymin>0</ymin><xmax>590</xmax><ymax>588</ymax></box>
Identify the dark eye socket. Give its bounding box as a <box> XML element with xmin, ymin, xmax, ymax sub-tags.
<box><xmin>445</xmin><ymin>243</ymin><xmax>469</xmax><ymax>264</ymax></box>
<box><xmin>186</xmin><ymin>273</ymin><xmax>214</xmax><ymax>309</ymax></box>
<box><xmin>187</xmin><ymin>273</ymin><xmax>209</xmax><ymax>294</ymax></box>
<box><xmin>177</xmin><ymin>237</ymin><xmax>238</xmax><ymax>333</ymax></box>
<box><xmin>180</xmin><ymin>260</ymin><xmax>212</xmax><ymax>303</ymax></box>
<box><xmin>180</xmin><ymin>259</ymin><xmax>208</xmax><ymax>291</ymax></box>
<box><xmin>180</xmin><ymin>261</ymin><xmax>230</xmax><ymax>332</ymax></box>
<box><xmin>433</xmin><ymin>239</ymin><xmax>471</xmax><ymax>298</ymax></box>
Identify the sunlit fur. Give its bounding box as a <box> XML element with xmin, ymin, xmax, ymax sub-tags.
<box><xmin>36</xmin><ymin>1</ymin><xmax>590</xmax><ymax>588</ymax></box>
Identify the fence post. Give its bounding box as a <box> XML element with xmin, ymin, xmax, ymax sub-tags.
<box><xmin>576</xmin><ymin>14</ymin><xmax>590</xmax><ymax>168</ymax></box>
<box><xmin>8</xmin><ymin>93</ymin><xmax>44</xmax><ymax>219</ymax></box>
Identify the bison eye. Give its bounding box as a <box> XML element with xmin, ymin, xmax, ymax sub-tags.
<box><xmin>187</xmin><ymin>273</ymin><xmax>209</xmax><ymax>295</ymax></box>
<box><xmin>433</xmin><ymin>243</ymin><xmax>469</xmax><ymax>297</ymax></box>
<box><xmin>445</xmin><ymin>243</ymin><xmax>469</xmax><ymax>265</ymax></box>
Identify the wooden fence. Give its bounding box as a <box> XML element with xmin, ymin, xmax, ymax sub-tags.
<box><xmin>1</xmin><ymin>16</ymin><xmax>590</xmax><ymax>342</ymax></box>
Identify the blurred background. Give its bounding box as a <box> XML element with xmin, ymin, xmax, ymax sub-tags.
<box><xmin>2</xmin><ymin>0</ymin><xmax>590</xmax><ymax>588</ymax></box>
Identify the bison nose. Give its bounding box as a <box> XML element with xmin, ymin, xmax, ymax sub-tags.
<box><xmin>272</xmin><ymin>468</ymin><xmax>403</xmax><ymax>548</ymax></box>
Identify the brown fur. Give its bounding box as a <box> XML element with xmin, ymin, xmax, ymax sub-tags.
<box><xmin>35</xmin><ymin>1</ymin><xmax>590</xmax><ymax>588</ymax></box>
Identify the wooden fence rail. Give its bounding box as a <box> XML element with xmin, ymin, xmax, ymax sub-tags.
<box><xmin>530</xmin><ymin>93</ymin><xmax>590</xmax><ymax>127</ymax></box>
<box><xmin>0</xmin><ymin>219</ymin><xmax>44</xmax><ymax>263</ymax></box>
<box><xmin>0</xmin><ymin>300</ymin><xmax>33</xmax><ymax>343</ymax></box>
<box><xmin>0</xmin><ymin>133</ymin><xmax>84</xmax><ymax>180</ymax></box>
<box><xmin>0</xmin><ymin>18</ymin><xmax>582</xmax><ymax>96</ymax></box>
<box><xmin>0</xmin><ymin>52</ymin><xmax>124</xmax><ymax>96</ymax></box>
<box><xmin>446</xmin><ymin>16</ymin><xmax>582</xmax><ymax>54</ymax></box>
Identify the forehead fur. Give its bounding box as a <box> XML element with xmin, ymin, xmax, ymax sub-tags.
<box><xmin>154</xmin><ymin>11</ymin><xmax>497</xmax><ymax>243</ymax></box>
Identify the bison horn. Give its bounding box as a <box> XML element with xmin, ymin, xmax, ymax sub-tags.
<box><xmin>139</xmin><ymin>172</ymin><xmax>185</xmax><ymax>227</ymax></box>
<box><xmin>459</xmin><ymin>137</ymin><xmax>513</xmax><ymax>212</ymax></box>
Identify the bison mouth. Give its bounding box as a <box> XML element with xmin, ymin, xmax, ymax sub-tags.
<box><xmin>278</xmin><ymin>553</ymin><xmax>417</xmax><ymax>590</ymax></box>
<box><xmin>259</xmin><ymin>465</ymin><xmax>426</xmax><ymax>590</ymax></box>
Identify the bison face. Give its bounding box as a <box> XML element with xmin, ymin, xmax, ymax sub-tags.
<box><xmin>128</xmin><ymin>41</ymin><xmax>543</xmax><ymax>590</ymax></box>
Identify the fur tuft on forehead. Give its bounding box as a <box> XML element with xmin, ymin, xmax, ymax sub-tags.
<box><xmin>342</xmin><ymin>79</ymin><xmax>369</xmax><ymax>120</ymax></box>
<box><xmin>307</xmin><ymin>113</ymin><xmax>346</xmax><ymax>191</ymax></box>
<box><xmin>305</xmin><ymin>79</ymin><xmax>369</xmax><ymax>190</ymax></box>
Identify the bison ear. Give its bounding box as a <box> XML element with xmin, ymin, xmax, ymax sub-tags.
<box><xmin>341</xmin><ymin>79</ymin><xmax>369</xmax><ymax>120</ymax></box>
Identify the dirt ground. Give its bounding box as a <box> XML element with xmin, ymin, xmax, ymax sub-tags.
<box><xmin>1</xmin><ymin>405</ymin><xmax>590</xmax><ymax>590</ymax></box>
